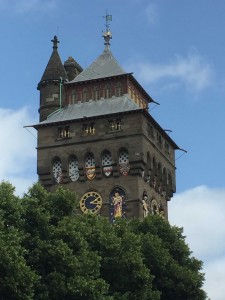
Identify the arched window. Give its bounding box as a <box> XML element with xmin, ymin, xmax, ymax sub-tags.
<box><xmin>102</xmin><ymin>150</ymin><xmax>113</xmax><ymax>177</ymax></box>
<box><xmin>115</xmin><ymin>82</ymin><xmax>123</xmax><ymax>97</ymax></box>
<box><xmin>85</xmin><ymin>153</ymin><xmax>96</xmax><ymax>180</ymax></box>
<box><xmin>69</xmin><ymin>156</ymin><xmax>79</xmax><ymax>182</ymax></box>
<box><xmin>118</xmin><ymin>149</ymin><xmax>130</xmax><ymax>176</ymax></box>
<box><xmin>81</xmin><ymin>88</ymin><xmax>88</xmax><ymax>102</ymax></box>
<box><xmin>52</xmin><ymin>158</ymin><xmax>62</xmax><ymax>183</ymax></box>
<box><xmin>103</xmin><ymin>84</ymin><xmax>111</xmax><ymax>99</ymax></box>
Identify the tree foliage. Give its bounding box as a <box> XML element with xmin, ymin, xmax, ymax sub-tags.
<box><xmin>0</xmin><ymin>182</ymin><xmax>207</xmax><ymax>299</ymax></box>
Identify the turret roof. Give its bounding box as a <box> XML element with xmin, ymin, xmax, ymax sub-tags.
<box><xmin>39</xmin><ymin>36</ymin><xmax>68</xmax><ymax>83</ymax></box>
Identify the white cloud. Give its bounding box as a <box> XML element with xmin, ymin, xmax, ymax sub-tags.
<box><xmin>0</xmin><ymin>107</ymin><xmax>37</xmax><ymax>195</ymax></box>
<box><xmin>127</xmin><ymin>50</ymin><xmax>213</xmax><ymax>92</ymax></box>
<box><xmin>169</xmin><ymin>186</ymin><xmax>225</xmax><ymax>300</ymax></box>
<box><xmin>145</xmin><ymin>3</ymin><xmax>159</xmax><ymax>25</ymax></box>
<box><xmin>204</xmin><ymin>257</ymin><xmax>225</xmax><ymax>300</ymax></box>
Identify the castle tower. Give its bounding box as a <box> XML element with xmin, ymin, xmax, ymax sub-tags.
<box><xmin>38</xmin><ymin>36</ymin><xmax>68</xmax><ymax>121</ymax></box>
<box><xmin>32</xmin><ymin>20</ymin><xmax>179</xmax><ymax>221</ymax></box>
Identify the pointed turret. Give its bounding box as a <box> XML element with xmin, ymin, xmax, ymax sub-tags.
<box><xmin>64</xmin><ymin>56</ymin><xmax>83</xmax><ymax>81</ymax></box>
<box><xmin>37</xmin><ymin>36</ymin><xmax>68</xmax><ymax>121</ymax></box>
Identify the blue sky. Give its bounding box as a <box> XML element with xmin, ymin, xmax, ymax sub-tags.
<box><xmin>0</xmin><ymin>1</ymin><xmax>224</xmax><ymax>298</ymax></box>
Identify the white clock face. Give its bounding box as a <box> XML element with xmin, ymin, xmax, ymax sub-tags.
<box><xmin>69</xmin><ymin>158</ymin><xmax>79</xmax><ymax>182</ymax></box>
<box><xmin>53</xmin><ymin>160</ymin><xmax>62</xmax><ymax>183</ymax></box>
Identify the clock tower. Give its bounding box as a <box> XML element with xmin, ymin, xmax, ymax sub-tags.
<box><xmin>32</xmin><ymin>18</ymin><xmax>180</xmax><ymax>221</ymax></box>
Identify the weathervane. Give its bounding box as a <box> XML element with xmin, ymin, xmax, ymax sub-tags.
<box><xmin>102</xmin><ymin>12</ymin><xmax>112</xmax><ymax>50</ymax></box>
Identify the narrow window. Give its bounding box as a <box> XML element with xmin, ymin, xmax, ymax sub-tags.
<box><xmin>71</xmin><ymin>90</ymin><xmax>77</xmax><ymax>104</ymax></box>
<box><xmin>90</xmin><ymin>123</ymin><xmax>95</xmax><ymax>135</ymax></box>
<box><xmin>83</xmin><ymin>124</ymin><xmax>89</xmax><ymax>135</ymax></box>
<box><xmin>69</xmin><ymin>157</ymin><xmax>79</xmax><ymax>182</ymax></box>
<box><xmin>104</xmin><ymin>84</ymin><xmax>111</xmax><ymax>99</ymax></box>
<box><xmin>119</xmin><ymin>149</ymin><xmax>130</xmax><ymax>176</ymax></box>
<box><xmin>64</xmin><ymin>126</ymin><xmax>70</xmax><ymax>138</ymax></box>
<box><xmin>82</xmin><ymin>88</ymin><xmax>88</xmax><ymax>102</ymax></box>
<box><xmin>115</xmin><ymin>82</ymin><xmax>123</xmax><ymax>97</ymax></box>
<box><xmin>102</xmin><ymin>151</ymin><xmax>113</xmax><ymax>177</ymax></box>
<box><xmin>52</xmin><ymin>159</ymin><xmax>62</xmax><ymax>183</ymax></box>
<box><xmin>58</xmin><ymin>128</ymin><xmax>64</xmax><ymax>139</ymax></box>
<box><xmin>85</xmin><ymin>153</ymin><xmax>96</xmax><ymax>180</ymax></box>
<box><xmin>93</xmin><ymin>86</ymin><xmax>100</xmax><ymax>100</ymax></box>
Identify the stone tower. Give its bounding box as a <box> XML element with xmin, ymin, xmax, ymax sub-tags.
<box><xmin>32</xmin><ymin>24</ymin><xmax>179</xmax><ymax>221</ymax></box>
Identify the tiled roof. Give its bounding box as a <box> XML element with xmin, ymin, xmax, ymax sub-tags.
<box><xmin>69</xmin><ymin>48</ymin><xmax>127</xmax><ymax>83</ymax></box>
<box><xmin>34</xmin><ymin>95</ymin><xmax>142</xmax><ymax>126</ymax></box>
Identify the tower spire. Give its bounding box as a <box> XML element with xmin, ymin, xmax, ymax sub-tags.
<box><xmin>102</xmin><ymin>12</ymin><xmax>112</xmax><ymax>50</ymax></box>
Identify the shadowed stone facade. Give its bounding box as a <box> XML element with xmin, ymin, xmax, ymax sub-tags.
<box><xmin>32</xmin><ymin>31</ymin><xmax>179</xmax><ymax>221</ymax></box>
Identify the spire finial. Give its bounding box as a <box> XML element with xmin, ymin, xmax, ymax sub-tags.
<box><xmin>51</xmin><ymin>35</ymin><xmax>60</xmax><ymax>50</ymax></box>
<box><xmin>102</xmin><ymin>12</ymin><xmax>112</xmax><ymax>50</ymax></box>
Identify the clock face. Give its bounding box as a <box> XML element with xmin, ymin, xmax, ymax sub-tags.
<box><xmin>80</xmin><ymin>191</ymin><xmax>102</xmax><ymax>214</ymax></box>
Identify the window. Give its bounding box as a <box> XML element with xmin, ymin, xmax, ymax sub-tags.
<box><xmin>69</xmin><ymin>157</ymin><xmax>79</xmax><ymax>182</ymax></box>
<box><xmin>103</xmin><ymin>84</ymin><xmax>111</xmax><ymax>99</ymax></box>
<box><xmin>102</xmin><ymin>151</ymin><xmax>113</xmax><ymax>177</ymax></box>
<box><xmin>81</xmin><ymin>88</ymin><xmax>88</xmax><ymax>102</ymax></box>
<box><xmin>90</xmin><ymin>123</ymin><xmax>95</xmax><ymax>135</ymax></box>
<box><xmin>58</xmin><ymin>126</ymin><xmax>70</xmax><ymax>139</ymax></box>
<box><xmin>85</xmin><ymin>153</ymin><xmax>96</xmax><ymax>180</ymax></box>
<box><xmin>93</xmin><ymin>86</ymin><xmax>100</xmax><ymax>100</ymax></box>
<box><xmin>165</xmin><ymin>142</ymin><xmax>170</xmax><ymax>155</ymax></box>
<box><xmin>157</xmin><ymin>133</ymin><xmax>162</xmax><ymax>148</ymax></box>
<box><xmin>109</xmin><ymin>119</ymin><xmax>121</xmax><ymax>131</ymax></box>
<box><xmin>83</xmin><ymin>123</ymin><xmax>95</xmax><ymax>135</ymax></box>
<box><xmin>118</xmin><ymin>149</ymin><xmax>130</xmax><ymax>176</ymax></box>
<box><xmin>71</xmin><ymin>90</ymin><xmax>77</xmax><ymax>104</ymax></box>
<box><xmin>52</xmin><ymin>159</ymin><xmax>62</xmax><ymax>183</ymax></box>
<box><xmin>148</xmin><ymin>124</ymin><xmax>154</xmax><ymax>139</ymax></box>
<box><xmin>115</xmin><ymin>82</ymin><xmax>123</xmax><ymax>97</ymax></box>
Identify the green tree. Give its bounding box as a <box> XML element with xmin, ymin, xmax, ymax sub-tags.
<box><xmin>0</xmin><ymin>182</ymin><xmax>207</xmax><ymax>299</ymax></box>
<box><xmin>0</xmin><ymin>182</ymin><xmax>38</xmax><ymax>299</ymax></box>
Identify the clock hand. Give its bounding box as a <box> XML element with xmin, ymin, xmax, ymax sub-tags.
<box><xmin>90</xmin><ymin>198</ymin><xmax>101</xmax><ymax>205</ymax></box>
